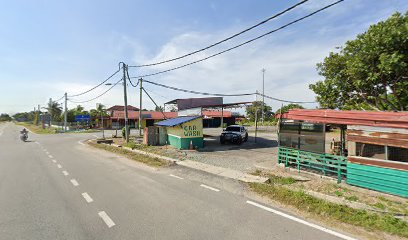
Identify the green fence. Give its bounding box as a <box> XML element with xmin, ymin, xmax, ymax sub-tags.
<box><xmin>347</xmin><ymin>163</ymin><xmax>408</xmax><ymax>198</ymax></box>
<box><xmin>278</xmin><ymin>147</ymin><xmax>347</xmax><ymax>183</ymax></box>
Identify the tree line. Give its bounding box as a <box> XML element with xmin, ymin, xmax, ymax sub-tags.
<box><xmin>310</xmin><ymin>12</ymin><xmax>407</xmax><ymax>111</ymax></box>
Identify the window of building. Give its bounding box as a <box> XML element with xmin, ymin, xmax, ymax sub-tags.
<box><xmin>355</xmin><ymin>142</ymin><xmax>408</xmax><ymax>163</ymax></box>
<box><xmin>279</xmin><ymin>121</ymin><xmax>325</xmax><ymax>153</ymax></box>
<box><xmin>388</xmin><ymin>146</ymin><xmax>408</xmax><ymax>163</ymax></box>
<box><xmin>356</xmin><ymin>143</ymin><xmax>386</xmax><ymax>160</ymax></box>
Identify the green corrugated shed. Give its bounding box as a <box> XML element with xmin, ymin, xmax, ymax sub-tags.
<box><xmin>347</xmin><ymin>163</ymin><xmax>408</xmax><ymax>198</ymax></box>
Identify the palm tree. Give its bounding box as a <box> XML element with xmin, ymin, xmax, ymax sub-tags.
<box><xmin>75</xmin><ymin>105</ymin><xmax>84</xmax><ymax>114</ymax></box>
<box><xmin>96</xmin><ymin>104</ymin><xmax>106</xmax><ymax>116</ymax></box>
<box><xmin>46</xmin><ymin>101</ymin><xmax>62</xmax><ymax>122</ymax></box>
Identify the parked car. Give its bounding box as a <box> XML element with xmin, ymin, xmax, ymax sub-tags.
<box><xmin>220</xmin><ymin>125</ymin><xmax>248</xmax><ymax>144</ymax></box>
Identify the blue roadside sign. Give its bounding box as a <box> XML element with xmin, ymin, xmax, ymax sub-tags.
<box><xmin>75</xmin><ymin>114</ymin><xmax>91</xmax><ymax>122</ymax></box>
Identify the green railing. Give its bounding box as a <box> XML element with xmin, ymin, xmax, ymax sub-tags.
<box><xmin>278</xmin><ymin>147</ymin><xmax>347</xmax><ymax>183</ymax></box>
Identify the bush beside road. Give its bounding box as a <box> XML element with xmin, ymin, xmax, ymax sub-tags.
<box><xmin>249</xmin><ymin>173</ymin><xmax>408</xmax><ymax>239</ymax></box>
<box><xmin>15</xmin><ymin>122</ymin><xmax>57</xmax><ymax>134</ymax></box>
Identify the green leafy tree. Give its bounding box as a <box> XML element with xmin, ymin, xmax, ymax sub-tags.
<box><xmin>309</xmin><ymin>12</ymin><xmax>408</xmax><ymax>111</ymax></box>
<box><xmin>155</xmin><ymin>106</ymin><xmax>164</xmax><ymax>112</ymax></box>
<box><xmin>46</xmin><ymin>101</ymin><xmax>62</xmax><ymax>122</ymax></box>
<box><xmin>0</xmin><ymin>113</ymin><xmax>12</xmax><ymax>121</ymax></box>
<box><xmin>275</xmin><ymin>104</ymin><xmax>304</xmax><ymax>115</ymax></box>
<box><xmin>75</xmin><ymin>105</ymin><xmax>84</xmax><ymax>113</ymax></box>
<box><xmin>245</xmin><ymin>101</ymin><xmax>273</xmax><ymax>121</ymax></box>
<box><xmin>12</xmin><ymin>112</ymin><xmax>35</xmax><ymax>122</ymax></box>
<box><xmin>65</xmin><ymin>105</ymin><xmax>91</xmax><ymax>122</ymax></box>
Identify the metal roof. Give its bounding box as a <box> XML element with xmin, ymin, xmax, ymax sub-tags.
<box><xmin>281</xmin><ymin>109</ymin><xmax>408</xmax><ymax>129</ymax></box>
<box><xmin>155</xmin><ymin>116</ymin><xmax>201</xmax><ymax>127</ymax></box>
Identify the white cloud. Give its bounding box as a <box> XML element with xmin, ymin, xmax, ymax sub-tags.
<box><xmin>123</xmin><ymin>29</ymin><xmax>341</xmax><ymax>111</ymax></box>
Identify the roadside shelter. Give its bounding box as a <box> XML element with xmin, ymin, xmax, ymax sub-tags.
<box><xmin>155</xmin><ymin>116</ymin><xmax>204</xmax><ymax>150</ymax></box>
<box><xmin>279</xmin><ymin>109</ymin><xmax>408</xmax><ymax>197</ymax></box>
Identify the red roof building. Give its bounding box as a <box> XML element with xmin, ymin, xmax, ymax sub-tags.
<box><xmin>111</xmin><ymin>111</ymin><xmax>177</xmax><ymax>120</ymax></box>
<box><xmin>106</xmin><ymin>105</ymin><xmax>139</xmax><ymax>112</ymax></box>
<box><xmin>280</xmin><ymin>109</ymin><xmax>408</xmax><ymax>129</ymax></box>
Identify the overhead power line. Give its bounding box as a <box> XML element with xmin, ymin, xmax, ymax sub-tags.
<box><xmin>68</xmin><ymin>68</ymin><xmax>121</xmax><ymax>97</ymax></box>
<box><xmin>53</xmin><ymin>95</ymin><xmax>65</xmax><ymax>102</ymax></box>
<box><xmin>257</xmin><ymin>93</ymin><xmax>316</xmax><ymax>104</ymax></box>
<box><xmin>143</xmin><ymin>79</ymin><xmax>255</xmax><ymax>96</ymax></box>
<box><xmin>128</xmin><ymin>0</ymin><xmax>309</xmax><ymax>68</ymax></box>
<box><xmin>144</xmin><ymin>80</ymin><xmax>315</xmax><ymax>104</ymax></box>
<box><xmin>142</xmin><ymin>88</ymin><xmax>167</xmax><ymax>119</ymax></box>
<box><xmin>126</xmin><ymin>67</ymin><xmax>139</xmax><ymax>87</ymax></box>
<box><xmin>68</xmin><ymin>78</ymin><xmax>123</xmax><ymax>104</ymax></box>
<box><xmin>131</xmin><ymin>0</ymin><xmax>344</xmax><ymax>79</ymax></box>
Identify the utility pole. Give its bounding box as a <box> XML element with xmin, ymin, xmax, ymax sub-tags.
<box><xmin>255</xmin><ymin>107</ymin><xmax>258</xmax><ymax>143</ymax></box>
<box><xmin>139</xmin><ymin>78</ymin><xmax>143</xmax><ymax>136</ymax></box>
<box><xmin>101</xmin><ymin>108</ymin><xmax>105</xmax><ymax>139</ymax></box>
<box><xmin>122</xmin><ymin>62</ymin><xmax>129</xmax><ymax>143</ymax></box>
<box><xmin>64</xmin><ymin>93</ymin><xmax>67</xmax><ymax>132</ymax></box>
<box><xmin>49</xmin><ymin>98</ymin><xmax>52</xmax><ymax>127</ymax></box>
<box><xmin>261</xmin><ymin>68</ymin><xmax>266</xmax><ymax>125</ymax></box>
<box><xmin>37</xmin><ymin>104</ymin><xmax>40</xmax><ymax>126</ymax></box>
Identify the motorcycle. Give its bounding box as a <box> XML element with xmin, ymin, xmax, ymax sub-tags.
<box><xmin>20</xmin><ymin>131</ymin><xmax>28</xmax><ymax>142</ymax></box>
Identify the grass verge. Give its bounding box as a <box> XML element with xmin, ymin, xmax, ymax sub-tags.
<box><xmin>249</xmin><ymin>182</ymin><xmax>408</xmax><ymax>238</ymax></box>
<box><xmin>66</xmin><ymin>129</ymin><xmax>101</xmax><ymax>134</ymax></box>
<box><xmin>88</xmin><ymin>141</ymin><xmax>169</xmax><ymax>168</ymax></box>
<box><xmin>15</xmin><ymin>122</ymin><xmax>57</xmax><ymax>134</ymax></box>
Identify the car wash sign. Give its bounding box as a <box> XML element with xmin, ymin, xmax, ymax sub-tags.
<box><xmin>183</xmin><ymin>125</ymin><xmax>201</xmax><ymax>137</ymax></box>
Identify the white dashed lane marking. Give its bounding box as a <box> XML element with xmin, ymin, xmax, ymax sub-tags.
<box><xmin>70</xmin><ymin>179</ymin><xmax>79</xmax><ymax>187</ymax></box>
<box><xmin>52</xmin><ymin>160</ymin><xmax>57</xmax><ymax>163</ymax></box>
<box><xmin>48</xmin><ymin>155</ymin><xmax>53</xmax><ymax>158</ymax></box>
<box><xmin>169</xmin><ymin>174</ymin><xmax>184</xmax><ymax>180</ymax></box>
<box><xmin>81</xmin><ymin>192</ymin><xmax>94</xmax><ymax>203</ymax></box>
<box><xmin>98</xmin><ymin>211</ymin><xmax>115</xmax><ymax>228</ymax></box>
<box><xmin>246</xmin><ymin>201</ymin><xmax>357</xmax><ymax>240</ymax></box>
<box><xmin>57</xmin><ymin>164</ymin><xmax>62</xmax><ymax>169</ymax></box>
<box><xmin>200</xmin><ymin>184</ymin><xmax>220</xmax><ymax>192</ymax></box>
<box><xmin>62</xmin><ymin>171</ymin><xmax>69</xmax><ymax>176</ymax></box>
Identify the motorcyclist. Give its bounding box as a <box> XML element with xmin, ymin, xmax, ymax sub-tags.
<box><xmin>20</xmin><ymin>128</ymin><xmax>28</xmax><ymax>135</ymax></box>
<box><xmin>20</xmin><ymin>128</ymin><xmax>28</xmax><ymax>142</ymax></box>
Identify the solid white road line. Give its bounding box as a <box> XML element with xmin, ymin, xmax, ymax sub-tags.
<box><xmin>98</xmin><ymin>211</ymin><xmax>115</xmax><ymax>228</ymax></box>
<box><xmin>70</xmin><ymin>179</ymin><xmax>79</xmax><ymax>187</ymax></box>
<box><xmin>169</xmin><ymin>174</ymin><xmax>184</xmax><ymax>180</ymax></box>
<box><xmin>200</xmin><ymin>184</ymin><xmax>220</xmax><ymax>192</ymax></box>
<box><xmin>62</xmin><ymin>171</ymin><xmax>69</xmax><ymax>176</ymax></box>
<box><xmin>81</xmin><ymin>192</ymin><xmax>94</xmax><ymax>203</ymax></box>
<box><xmin>57</xmin><ymin>164</ymin><xmax>62</xmax><ymax>169</ymax></box>
<box><xmin>246</xmin><ymin>201</ymin><xmax>357</xmax><ymax>240</ymax></box>
<box><xmin>52</xmin><ymin>159</ymin><xmax>57</xmax><ymax>163</ymax></box>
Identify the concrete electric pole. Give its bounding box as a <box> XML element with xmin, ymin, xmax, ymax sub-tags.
<box><xmin>64</xmin><ymin>93</ymin><xmax>67</xmax><ymax>132</ymax></box>
<box><xmin>49</xmin><ymin>98</ymin><xmax>52</xmax><ymax>127</ymax></box>
<box><xmin>37</xmin><ymin>104</ymin><xmax>40</xmax><ymax>126</ymax></box>
<box><xmin>122</xmin><ymin>62</ymin><xmax>130</xmax><ymax>143</ymax></box>
<box><xmin>139</xmin><ymin>78</ymin><xmax>143</xmax><ymax>137</ymax></box>
<box><xmin>261</xmin><ymin>68</ymin><xmax>265</xmax><ymax>125</ymax></box>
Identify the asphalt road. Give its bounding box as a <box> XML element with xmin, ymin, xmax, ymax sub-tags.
<box><xmin>0</xmin><ymin>122</ymin><xmax>356</xmax><ymax>240</ymax></box>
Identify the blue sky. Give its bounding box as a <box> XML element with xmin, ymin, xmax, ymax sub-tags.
<box><xmin>0</xmin><ymin>0</ymin><xmax>407</xmax><ymax>114</ymax></box>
